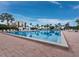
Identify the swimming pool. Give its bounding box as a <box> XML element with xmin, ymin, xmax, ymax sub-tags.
<box><xmin>8</xmin><ymin>30</ymin><xmax>68</xmax><ymax>47</ymax></box>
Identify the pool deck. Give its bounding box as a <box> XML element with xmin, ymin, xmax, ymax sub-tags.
<box><xmin>0</xmin><ymin>31</ymin><xmax>79</xmax><ymax>57</ymax></box>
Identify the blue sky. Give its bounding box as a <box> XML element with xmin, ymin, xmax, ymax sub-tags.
<box><xmin>0</xmin><ymin>1</ymin><xmax>79</xmax><ymax>26</ymax></box>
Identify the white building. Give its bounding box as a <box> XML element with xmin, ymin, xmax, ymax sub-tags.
<box><xmin>15</xmin><ymin>21</ymin><xmax>28</xmax><ymax>31</ymax></box>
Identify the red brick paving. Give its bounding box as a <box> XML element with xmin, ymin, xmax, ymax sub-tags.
<box><xmin>0</xmin><ymin>31</ymin><xmax>79</xmax><ymax>57</ymax></box>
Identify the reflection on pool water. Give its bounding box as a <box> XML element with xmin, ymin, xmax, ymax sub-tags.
<box><xmin>9</xmin><ymin>30</ymin><xmax>61</xmax><ymax>43</ymax></box>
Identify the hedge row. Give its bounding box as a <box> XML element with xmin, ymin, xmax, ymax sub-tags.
<box><xmin>0</xmin><ymin>24</ymin><xmax>18</xmax><ymax>30</ymax></box>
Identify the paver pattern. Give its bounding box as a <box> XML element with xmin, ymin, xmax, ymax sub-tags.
<box><xmin>0</xmin><ymin>31</ymin><xmax>79</xmax><ymax>57</ymax></box>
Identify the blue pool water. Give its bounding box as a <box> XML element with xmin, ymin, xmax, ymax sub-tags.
<box><xmin>8</xmin><ymin>30</ymin><xmax>61</xmax><ymax>43</ymax></box>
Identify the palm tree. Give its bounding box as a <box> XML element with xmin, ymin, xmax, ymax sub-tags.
<box><xmin>29</xmin><ymin>23</ymin><xmax>33</xmax><ymax>30</ymax></box>
<box><xmin>36</xmin><ymin>24</ymin><xmax>39</xmax><ymax>29</ymax></box>
<box><xmin>49</xmin><ymin>24</ymin><xmax>52</xmax><ymax>26</ymax></box>
<box><xmin>45</xmin><ymin>24</ymin><xmax>49</xmax><ymax>30</ymax></box>
<box><xmin>65</xmin><ymin>22</ymin><xmax>70</xmax><ymax>30</ymax></box>
<box><xmin>0</xmin><ymin>13</ymin><xmax>15</xmax><ymax>26</ymax></box>
<box><xmin>24</xmin><ymin>22</ymin><xmax>27</xmax><ymax>28</ymax></box>
<box><xmin>41</xmin><ymin>25</ymin><xmax>44</xmax><ymax>29</ymax></box>
<box><xmin>75</xmin><ymin>19</ymin><xmax>79</xmax><ymax>30</ymax></box>
<box><xmin>30</xmin><ymin>23</ymin><xmax>32</xmax><ymax>26</ymax></box>
<box><xmin>36</xmin><ymin>24</ymin><xmax>39</xmax><ymax>27</ymax></box>
<box><xmin>49</xmin><ymin>24</ymin><xmax>52</xmax><ymax>27</ymax></box>
<box><xmin>57</xmin><ymin>23</ymin><xmax>62</xmax><ymax>30</ymax></box>
<box><xmin>76</xmin><ymin>19</ymin><xmax>79</xmax><ymax>26</ymax></box>
<box><xmin>58</xmin><ymin>23</ymin><xmax>61</xmax><ymax>26</ymax></box>
<box><xmin>0</xmin><ymin>14</ymin><xmax>4</xmax><ymax>22</ymax></box>
<box><xmin>17</xmin><ymin>21</ymin><xmax>20</xmax><ymax>27</ymax></box>
<box><xmin>55</xmin><ymin>24</ymin><xmax>58</xmax><ymax>29</ymax></box>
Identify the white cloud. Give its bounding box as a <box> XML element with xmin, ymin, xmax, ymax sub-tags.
<box><xmin>9</xmin><ymin>13</ymin><xmax>74</xmax><ymax>26</ymax></box>
<box><xmin>49</xmin><ymin>1</ymin><xmax>61</xmax><ymax>5</ymax></box>
<box><xmin>10</xmin><ymin>13</ymin><xmax>76</xmax><ymax>26</ymax></box>
<box><xmin>73</xmin><ymin>5</ymin><xmax>79</xmax><ymax>10</ymax></box>
<box><xmin>36</xmin><ymin>18</ymin><xmax>76</xmax><ymax>26</ymax></box>
<box><xmin>0</xmin><ymin>12</ymin><xmax>76</xmax><ymax>26</ymax></box>
<box><xmin>49</xmin><ymin>1</ymin><xmax>62</xmax><ymax>8</ymax></box>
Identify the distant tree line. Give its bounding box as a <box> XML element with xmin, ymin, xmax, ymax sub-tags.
<box><xmin>0</xmin><ymin>12</ymin><xmax>79</xmax><ymax>31</ymax></box>
<box><xmin>0</xmin><ymin>24</ymin><xmax>18</xmax><ymax>31</ymax></box>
